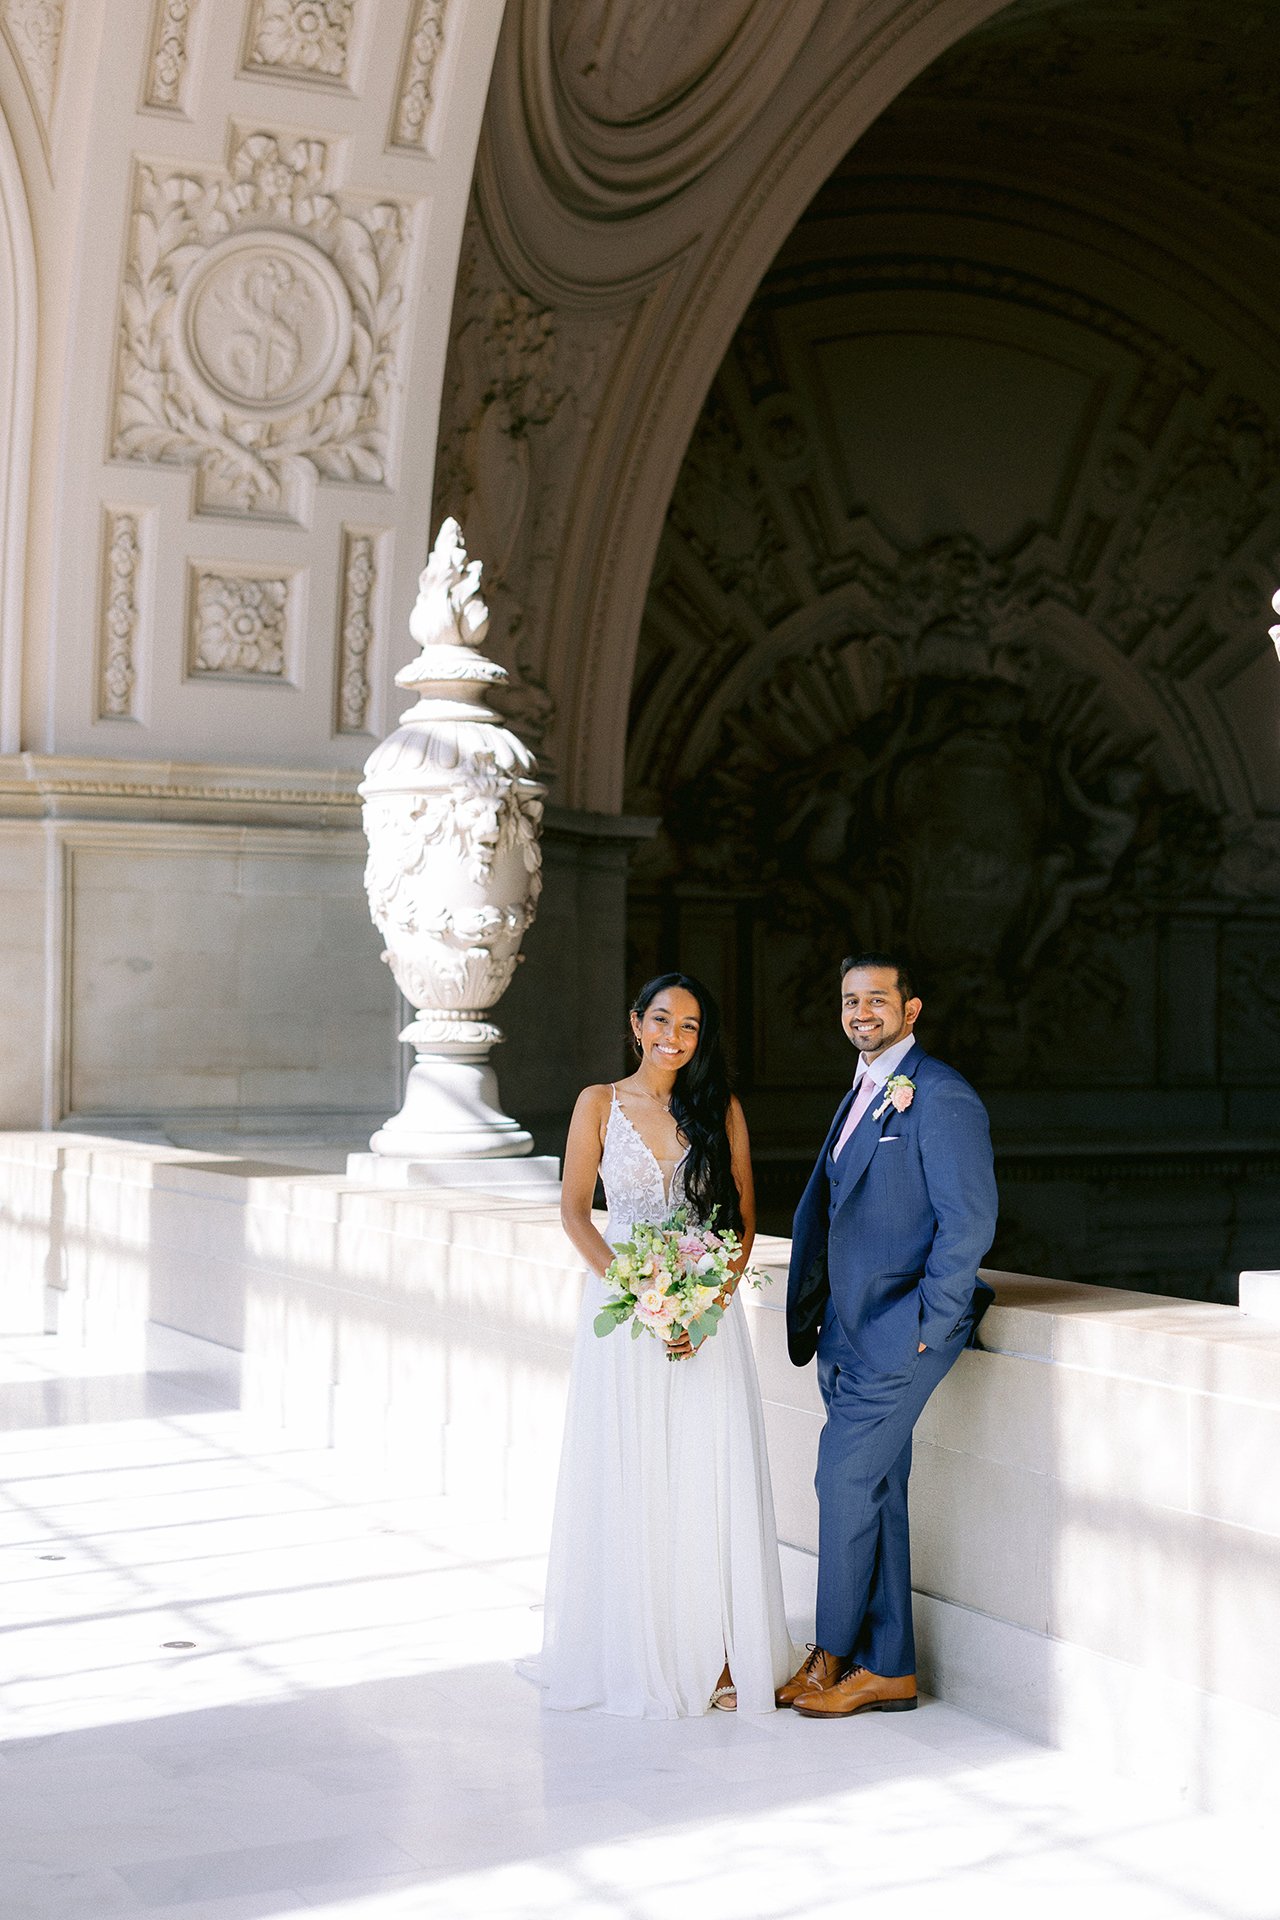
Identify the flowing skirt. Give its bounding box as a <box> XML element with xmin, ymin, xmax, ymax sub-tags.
<box><xmin>538</xmin><ymin>1262</ymin><xmax>797</xmax><ymax>1717</ymax></box>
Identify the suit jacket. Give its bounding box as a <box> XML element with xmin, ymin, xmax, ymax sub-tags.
<box><xmin>786</xmin><ymin>1043</ymin><xmax>998</xmax><ymax>1371</ymax></box>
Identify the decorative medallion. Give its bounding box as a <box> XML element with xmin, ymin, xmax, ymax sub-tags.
<box><xmin>173</xmin><ymin>231</ymin><xmax>354</xmax><ymax>421</ymax></box>
<box><xmin>113</xmin><ymin>129</ymin><xmax>419</xmax><ymax>517</ymax></box>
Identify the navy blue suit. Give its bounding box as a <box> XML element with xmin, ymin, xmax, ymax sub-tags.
<box><xmin>787</xmin><ymin>1044</ymin><xmax>997</xmax><ymax>1672</ymax></box>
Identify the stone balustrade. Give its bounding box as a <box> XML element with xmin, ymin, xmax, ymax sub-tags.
<box><xmin>1</xmin><ymin>1130</ymin><xmax>1276</xmax><ymax>1817</ymax></box>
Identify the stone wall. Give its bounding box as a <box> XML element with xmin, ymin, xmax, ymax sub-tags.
<box><xmin>3</xmin><ymin>1128</ymin><xmax>1277</xmax><ymax>1817</ymax></box>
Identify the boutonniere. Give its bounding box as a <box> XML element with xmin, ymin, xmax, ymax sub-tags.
<box><xmin>872</xmin><ymin>1074</ymin><xmax>916</xmax><ymax>1122</ymax></box>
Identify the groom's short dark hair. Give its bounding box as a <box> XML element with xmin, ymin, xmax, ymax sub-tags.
<box><xmin>839</xmin><ymin>950</ymin><xmax>916</xmax><ymax>1001</ymax></box>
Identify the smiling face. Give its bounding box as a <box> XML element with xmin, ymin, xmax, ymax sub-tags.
<box><xmin>840</xmin><ymin>966</ymin><xmax>921</xmax><ymax>1064</ymax></box>
<box><xmin>631</xmin><ymin>987</ymin><xmax>702</xmax><ymax>1074</ymax></box>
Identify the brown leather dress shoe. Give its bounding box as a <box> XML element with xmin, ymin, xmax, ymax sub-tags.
<box><xmin>775</xmin><ymin>1645</ymin><xmax>850</xmax><ymax>1708</ymax></box>
<box><xmin>792</xmin><ymin>1666</ymin><xmax>918</xmax><ymax>1718</ymax></box>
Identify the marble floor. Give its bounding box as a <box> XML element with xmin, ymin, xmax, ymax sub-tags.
<box><xmin>1</xmin><ymin>1336</ymin><xmax>1276</xmax><ymax>1920</ymax></box>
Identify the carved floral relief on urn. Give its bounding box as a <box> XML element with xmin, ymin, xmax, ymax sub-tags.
<box><xmin>359</xmin><ymin>519</ymin><xmax>545</xmax><ymax>1157</ymax></box>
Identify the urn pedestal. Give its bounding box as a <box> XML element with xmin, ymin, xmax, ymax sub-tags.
<box><xmin>355</xmin><ymin>519</ymin><xmax>550</xmax><ymax>1176</ymax></box>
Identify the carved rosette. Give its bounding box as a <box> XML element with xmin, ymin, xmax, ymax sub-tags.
<box><xmin>359</xmin><ymin>519</ymin><xmax>544</xmax><ymax>1157</ymax></box>
<box><xmin>245</xmin><ymin>0</ymin><xmax>354</xmax><ymax>83</ymax></box>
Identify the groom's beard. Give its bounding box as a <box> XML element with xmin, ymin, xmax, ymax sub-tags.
<box><xmin>848</xmin><ymin>1022</ymin><xmax>908</xmax><ymax>1058</ymax></box>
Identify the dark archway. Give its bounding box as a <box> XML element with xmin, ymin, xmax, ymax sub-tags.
<box><xmin>626</xmin><ymin>0</ymin><xmax>1280</xmax><ymax>1299</ymax></box>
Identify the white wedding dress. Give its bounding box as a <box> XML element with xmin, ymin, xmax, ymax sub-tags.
<box><xmin>537</xmin><ymin>1090</ymin><xmax>796</xmax><ymax>1717</ymax></box>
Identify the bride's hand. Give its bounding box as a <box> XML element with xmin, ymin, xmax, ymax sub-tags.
<box><xmin>666</xmin><ymin>1328</ymin><xmax>695</xmax><ymax>1360</ymax></box>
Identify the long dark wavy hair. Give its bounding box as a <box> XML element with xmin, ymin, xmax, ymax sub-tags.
<box><xmin>629</xmin><ymin>972</ymin><xmax>742</xmax><ymax>1234</ymax></box>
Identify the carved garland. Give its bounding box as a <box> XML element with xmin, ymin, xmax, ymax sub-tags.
<box><xmin>335</xmin><ymin>527</ymin><xmax>381</xmax><ymax>733</ymax></box>
<box><xmin>112</xmin><ymin>128</ymin><xmax>419</xmax><ymax>518</ymax></box>
<box><xmin>98</xmin><ymin>511</ymin><xmax>145</xmax><ymax>721</ymax></box>
<box><xmin>144</xmin><ymin>0</ymin><xmax>201</xmax><ymax>112</ymax></box>
<box><xmin>392</xmin><ymin>0</ymin><xmax>447</xmax><ymax>150</ymax></box>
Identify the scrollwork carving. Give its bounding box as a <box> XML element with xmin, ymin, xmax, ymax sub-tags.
<box><xmin>1106</xmin><ymin>399</ymin><xmax>1277</xmax><ymax>642</ymax></box>
<box><xmin>668</xmin><ymin>388</ymin><xmax>792</xmax><ymax>617</ymax></box>
<box><xmin>113</xmin><ymin>129</ymin><xmax>419</xmax><ymax>518</ymax></box>
<box><xmin>433</xmin><ymin>224</ymin><xmax>632</xmax><ymax>763</ymax></box>
<box><xmin>1</xmin><ymin>0</ymin><xmax>64</xmax><ymax>127</ymax></box>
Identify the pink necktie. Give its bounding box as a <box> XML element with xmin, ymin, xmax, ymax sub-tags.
<box><xmin>833</xmin><ymin>1072</ymin><xmax>878</xmax><ymax>1160</ymax></box>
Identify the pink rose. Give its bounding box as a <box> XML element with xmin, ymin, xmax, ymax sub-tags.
<box><xmin>635</xmin><ymin>1286</ymin><xmax>676</xmax><ymax>1331</ymax></box>
<box><xmin>677</xmin><ymin>1234</ymin><xmax>707</xmax><ymax>1259</ymax></box>
<box><xmin>890</xmin><ymin>1084</ymin><xmax>914</xmax><ymax>1113</ymax></box>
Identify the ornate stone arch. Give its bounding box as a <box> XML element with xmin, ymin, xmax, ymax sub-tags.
<box><xmin>435</xmin><ymin>0</ymin><xmax>1018</xmax><ymax>807</ymax></box>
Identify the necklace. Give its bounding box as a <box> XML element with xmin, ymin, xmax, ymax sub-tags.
<box><xmin>626</xmin><ymin>1088</ymin><xmax>671</xmax><ymax>1114</ymax></box>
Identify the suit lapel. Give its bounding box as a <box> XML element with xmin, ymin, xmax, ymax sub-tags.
<box><xmin>832</xmin><ymin>1042</ymin><xmax>925</xmax><ymax>1211</ymax></box>
<box><xmin>822</xmin><ymin>1088</ymin><xmax>854</xmax><ymax>1160</ymax></box>
<box><xmin>832</xmin><ymin>1096</ymin><xmax>888</xmax><ymax>1200</ymax></box>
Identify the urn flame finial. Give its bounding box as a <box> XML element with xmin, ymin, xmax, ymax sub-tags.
<box><xmin>396</xmin><ymin>516</ymin><xmax>506</xmax><ymax>703</ymax></box>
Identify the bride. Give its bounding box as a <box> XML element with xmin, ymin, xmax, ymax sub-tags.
<box><xmin>537</xmin><ymin>971</ymin><xmax>796</xmax><ymax>1717</ymax></box>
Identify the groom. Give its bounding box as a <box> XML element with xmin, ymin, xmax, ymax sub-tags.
<box><xmin>777</xmin><ymin>951</ymin><xmax>997</xmax><ymax>1718</ymax></box>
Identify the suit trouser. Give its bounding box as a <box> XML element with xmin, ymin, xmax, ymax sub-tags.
<box><xmin>814</xmin><ymin>1308</ymin><xmax>973</xmax><ymax>1675</ymax></box>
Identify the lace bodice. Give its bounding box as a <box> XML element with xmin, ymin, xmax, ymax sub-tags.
<box><xmin>600</xmin><ymin>1089</ymin><xmax>688</xmax><ymax>1243</ymax></box>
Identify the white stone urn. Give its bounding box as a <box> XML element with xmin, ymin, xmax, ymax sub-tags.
<box><xmin>359</xmin><ymin>519</ymin><xmax>544</xmax><ymax>1158</ymax></box>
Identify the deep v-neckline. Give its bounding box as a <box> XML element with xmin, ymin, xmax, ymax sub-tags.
<box><xmin>610</xmin><ymin>1088</ymin><xmax>688</xmax><ymax>1208</ymax></box>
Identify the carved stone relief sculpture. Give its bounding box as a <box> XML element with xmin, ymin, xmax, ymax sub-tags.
<box><xmin>391</xmin><ymin>0</ymin><xmax>447</xmax><ymax>150</ymax></box>
<box><xmin>1106</xmin><ymin>398</ymin><xmax>1277</xmax><ymax>644</ymax></box>
<box><xmin>144</xmin><ymin>0</ymin><xmax>202</xmax><ymax>113</ymax></box>
<box><xmin>187</xmin><ymin>568</ymin><xmax>295</xmax><ymax>681</ymax></box>
<box><xmin>244</xmin><ymin>0</ymin><xmax>355</xmax><ymax>84</ymax></box>
<box><xmin>650</xmin><ymin>622</ymin><xmax>1229</xmax><ymax>1088</ymax></box>
<box><xmin>112</xmin><ymin>128</ymin><xmax>420</xmax><ymax>519</ymax></box>
<box><xmin>359</xmin><ymin>518</ymin><xmax>544</xmax><ymax>1159</ymax></box>
<box><xmin>98</xmin><ymin>510</ymin><xmax>146</xmax><ymax>721</ymax></box>
<box><xmin>432</xmin><ymin>223</ymin><xmax>600</xmax><ymax>763</ymax></box>
<box><xmin>528</xmin><ymin>0</ymin><xmax>827</xmax><ymax>214</ymax></box>
<box><xmin>335</xmin><ymin>527</ymin><xmax>381</xmax><ymax>733</ymax></box>
<box><xmin>1</xmin><ymin>0</ymin><xmax>65</xmax><ymax>133</ymax></box>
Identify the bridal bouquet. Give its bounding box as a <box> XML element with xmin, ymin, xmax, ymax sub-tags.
<box><xmin>593</xmin><ymin>1206</ymin><xmax>760</xmax><ymax>1351</ymax></box>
